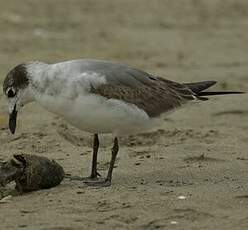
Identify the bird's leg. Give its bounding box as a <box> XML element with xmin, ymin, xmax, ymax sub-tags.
<box><xmin>82</xmin><ymin>134</ymin><xmax>101</xmax><ymax>182</ymax></box>
<box><xmin>68</xmin><ymin>134</ymin><xmax>101</xmax><ymax>182</ymax></box>
<box><xmin>84</xmin><ymin>137</ymin><xmax>119</xmax><ymax>187</ymax></box>
<box><xmin>105</xmin><ymin>137</ymin><xmax>119</xmax><ymax>183</ymax></box>
<box><xmin>90</xmin><ymin>133</ymin><xmax>100</xmax><ymax>178</ymax></box>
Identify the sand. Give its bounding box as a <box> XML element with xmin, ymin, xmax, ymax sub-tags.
<box><xmin>0</xmin><ymin>0</ymin><xmax>248</xmax><ymax>229</ymax></box>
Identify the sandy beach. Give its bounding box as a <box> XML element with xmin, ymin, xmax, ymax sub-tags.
<box><xmin>0</xmin><ymin>0</ymin><xmax>248</xmax><ymax>229</ymax></box>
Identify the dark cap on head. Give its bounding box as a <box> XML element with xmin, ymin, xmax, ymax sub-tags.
<box><xmin>3</xmin><ymin>64</ymin><xmax>29</xmax><ymax>95</ymax></box>
<box><xmin>3</xmin><ymin>64</ymin><xmax>29</xmax><ymax>135</ymax></box>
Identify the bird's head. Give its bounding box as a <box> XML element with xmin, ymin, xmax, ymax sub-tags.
<box><xmin>3</xmin><ymin>64</ymin><xmax>33</xmax><ymax>134</ymax></box>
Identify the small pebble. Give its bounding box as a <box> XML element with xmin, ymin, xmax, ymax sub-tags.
<box><xmin>177</xmin><ymin>195</ymin><xmax>186</xmax><ymax>200</ymax></box>
<box><xmin>170</xmin><ymin>221</ymin><xmax>178</xmax><ymax>225</ymax></box>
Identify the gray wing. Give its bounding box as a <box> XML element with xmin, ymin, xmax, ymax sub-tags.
<box><xmin>74</xmin><ymin>59</ymin><xmax>196</xmax><ymax>117</ymax></box>
<box><xmin>71</xmin><ymin>59</ymin><xmax>155</xmax><ymax>87</ymax></box>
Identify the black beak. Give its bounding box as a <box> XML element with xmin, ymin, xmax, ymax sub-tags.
<box><xmin>9</xmin><ymin>105</ymin><xmax>17</xmax><ymax>134</ymax></box>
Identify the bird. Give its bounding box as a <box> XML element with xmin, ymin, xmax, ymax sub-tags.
<box><xmin>2</xmin><ymin>59</ymin><xmax>243</xmax><ymax>187</ymax></box>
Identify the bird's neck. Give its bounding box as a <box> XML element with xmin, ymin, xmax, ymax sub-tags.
<box><xmin>26</xmin><ymin>62</ymin><xmax>49</xmax><ymax>82</ymax></box>
<box><xmin>26</xmin><ymin>62</ymin><xmax>54</xmax><ymax>94</ymax></box>
<box><xmin>26</xmin><ymin>62</ymin><xmax>69</xmax><ymax>113</ymax></box>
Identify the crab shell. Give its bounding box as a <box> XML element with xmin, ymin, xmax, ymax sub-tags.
<box><xmin>0</xmin><ymin>154</ymin><xmax>65</xmax><ymax>193</ymax></box>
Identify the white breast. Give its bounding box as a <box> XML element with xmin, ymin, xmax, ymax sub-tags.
<box><xmin>35</xmin><ymin>91</ymin><xmax>153</xmax><ymax>135</ymax></box>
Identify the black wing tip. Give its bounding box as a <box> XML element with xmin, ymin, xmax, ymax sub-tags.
<box><xmin>198</xmin><ymin>91</ymin><xmax>245</xmax><ymax>96</ymax></box>
<box><xmin>204</xmin><ymin>80</ymin><xmax>217</xmax><ymax>85</ymax></box>
<box><xmin>184</xmin><ymin>80</ymin><xmax>217</xmax><ymax>94</ymax></box>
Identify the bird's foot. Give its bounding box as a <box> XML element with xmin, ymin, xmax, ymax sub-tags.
<box><xmin>81</xmin><ymin>176</ymin><xmax>99</xmax><ymax>183</ymax></box>
<box><xmin>67</xmin><ymin>171</ymin><xmax>101</xmax><ymax>182</ymax></box>
<box><xmin>84</xmin><ymin>178</ymin><xmax>111</xmax><ymax>187</ymax></box>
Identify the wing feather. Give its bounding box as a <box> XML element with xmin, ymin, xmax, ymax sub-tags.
<box><xmin>69</xmin><ymin>59</ymin><xmax>196</xmax><ymax>117</ymax></box>
<box><xmin>89</xmin><ymin>70</ymin><xmax>195</xmax><ymax>117</ymax></box>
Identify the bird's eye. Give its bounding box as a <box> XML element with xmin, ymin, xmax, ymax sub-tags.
<box><xmin>7</xmin><ymin>88</ymin><xmax>16</xmax><ymax>98</ymax></box>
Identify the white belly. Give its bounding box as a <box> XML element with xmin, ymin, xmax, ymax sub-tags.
<box><xmin>36</xmin><ymin>93</ymin><xmax>154</xmax><ymax>135</ymax></box>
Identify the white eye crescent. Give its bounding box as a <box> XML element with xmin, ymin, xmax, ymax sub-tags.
<box><xmin>6</xmin><ymin>87</ymin><xmax>16</xmax><ymax>98</ymax></box>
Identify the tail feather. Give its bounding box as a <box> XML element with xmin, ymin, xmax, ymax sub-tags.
<box><xmin>183</xmin><ymin>81</ymin><xmax>217</xmax><ymax>94</ymax></box>
<box><xmin>184</xmin><ymin>80</ymin><xmax>245</xmax><ymax>100</ymax></box>
<box><xmin>198</xmin><ymin>91</ymin><xmax>245</xmax><ymax>96</ymax></box>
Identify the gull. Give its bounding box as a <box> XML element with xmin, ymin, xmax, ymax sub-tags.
<box><xmin>2</xmin><ymin>59</ymin><xmax>243</xmax><ymax>186</ymax></box>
